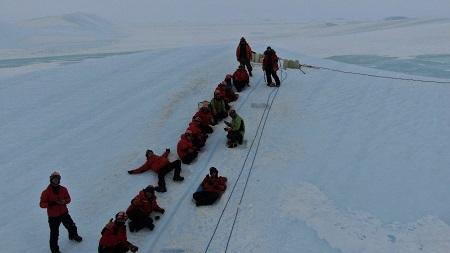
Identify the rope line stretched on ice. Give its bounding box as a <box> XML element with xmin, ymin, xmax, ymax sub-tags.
<box><xmin>299</xmin><ymin>63</ymin><xmax>450</xmax><ymax>84</ymax></box>
<box><xmin>204</xmin><ymin>66</ymin><xmax>284</xmax><ymax>253</ymax></box>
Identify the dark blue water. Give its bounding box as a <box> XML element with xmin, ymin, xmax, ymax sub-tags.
<box><xmin>327</xmin><ymin>54</ymin><xmax>450</xmax><ymax>79</ymax></box>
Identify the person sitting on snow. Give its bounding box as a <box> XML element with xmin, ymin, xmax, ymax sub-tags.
<box><xmin>98</xmin><ymin>211</ymin><xmax>138</xmax><ymax>253</ymax></box>
<box><xmin>127</xmin><ymin>149</ymin><xmax>184</xmax><ymax>193</ymax></box>
<box><xmin>210</xmin><ymin>89</ymin><xmax>228</xmax><ymax>124</ymax></box>
<box><xmin>224</xmin><ymin>108</ymin><xmax>245</xmax><ymax>148</ymax></box>
<box><xmin>126</xmin><ymin>185</ymin><xmax>165</xmax><ymax>232</ymax></box>
<box><xmin>232</xmin><ymin>64</ymin><xmax>250</xmax><ymax>92</ymax></box>
<box><xmin>193</xmin><ymin>167</ymin><xmax>227</xmax><ymax>207</ymax></box>
<box><xmin>223</xmin><ymin>74</ymin><xmax>239</xmax><ymax>102</ymax></box>
<box><xmin>177</xmin><ymin>129</ymin><xmax>199</xmax><ymax>165</ymax></box>
<box><xmin>188</xmin><ymin>116</ymin><xmax>207</xmax><ymax>149</ymax></box>
<box><xmin>194</xmin><ymin>102</ymin><xmax>215</xmax><ymax>134</ymax></box>
<box><xmin>215</xmin><ymin>81</ymin><xmax>231</xmax><ymax>110</ymax></box>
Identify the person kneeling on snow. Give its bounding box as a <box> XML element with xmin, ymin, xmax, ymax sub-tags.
<box><xmin>126</xmin><ymin>185</ymin><xmax>165</xmax><ymax>232</ymax></box>
<box><xmin>224</xmin><ymin>108</ymin><xmax>245</xmax><ymax>148</ymax></box>
<box><xmin>98</xmin><ymin>211</ymin><xmax>138</xmax><ymax>253</ymax></box>
<box><xmin>127</xmin><ymin>149</ymin><xmax>184</xmax><ymax>193</ymax></box>
<box><xmin>193</xmin><ymin>167</ymin><xmax>227</xmax><ymax>206</ymax></box>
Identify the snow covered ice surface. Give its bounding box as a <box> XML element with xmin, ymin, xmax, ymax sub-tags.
<box><xmin>1</xmin><ymin>13</ymin><xmax>450</xmax><ymax>253</ymax></box>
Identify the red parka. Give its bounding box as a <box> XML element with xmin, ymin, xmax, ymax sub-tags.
<box><xmin>99</xmin><ymin>222</ymin><xmax>130</xmax><ymax>248</ymax></box>
<box><xmin>236</xmin><ymin>44</ymin><xmax>252</xmax><ymax>60</ymax></box>
<box><xmin>201</xmin><ymin>175</ymin><xmax>227</xmax><ymax>194</ymax></box>
<box><xmin>189</xmin><ymin>120</ymin><xmax>204</xmax><ymax>141</ymax></box>
<box><xmin>262</xmin><ymin>50</ymin><xmax>279</xmax><ymax>71</ymax></box>
<box><xmin>131</xmin><ymin>150</ymin><xmax>170</xmax><ymax>174</ymax></box>
<box><xmin>177</xmin><ymin>134</ymin><xmax>196</xmax><ymax>159</ymax></box>
<box><xmin>126</xmin><ymin>190</ymin><xmax>164</xmax><ymax>216</ymax></box>
<box><xmin>232</xmin><ymin>69</ymin><xmax>250</xmax><ymax>83</ymax></box>
<box><xmin>194</xmin><ymin>108</ymin><xmax>214</xmax><ymax>127</ymax></box>
<box><xmin>40</xmin><ymin>185</ymin><xmax>71</xmax><ymax>217</ymax></box>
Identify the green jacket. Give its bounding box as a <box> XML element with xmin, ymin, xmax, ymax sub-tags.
<box><xmin>230</xmin><ymin>114</ymin><xmax>245</xmax><ymax>137</ymax></box>
<box><xmin>210</xmin><ymin>97</ymin><xmax>226</xmax><ymax>114</ymax></box>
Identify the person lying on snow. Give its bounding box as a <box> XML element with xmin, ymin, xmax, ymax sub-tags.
<box><xmin>193</xmin><ymin>167</ymin><xmax>227</xmax><ymax>207</ymax></box>
<box><xmin>126</xmin><ymin>185</ymin><xmax>165</xmax><ymax>232</ymax></box>
<box><xmin>127</xmin><ymin>149</ymin><xmax>184</xmax><ymax>193</ymax></box>
<box><xmin>98</xmin><ymin>211</ymin><xmax>138</xmax><ymax>253</ymax></box>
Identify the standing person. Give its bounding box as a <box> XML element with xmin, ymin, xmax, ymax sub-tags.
<box><xmin>236</xmin><ymin>37</ymin><xmax>253</xmax><ymax>76</ymax></box>
<box><xmin>98</xmin><ymin>211</ymin><xmax>138</xmax><ymax>253</ymax></box>
<box><xmin>40</xmin><ymin>172</ymin><xmax>83</xmax><ymax>253</ymax></box>
<box><xmin>224</xmin><ymin>109</ymin><xmax>245</xmax><ymax>148</ymax></box>
<box><xmin>193</xmin><ymin>167</ymin><xmax>227</xmax><ymax>206</ymax></box>
<box><xmin>262</xmin><ymin>46</ymin><xmax>281</xmax><ymax>87</ymax></box>
<box><xmin>232</xmin><ymin>65</ymin><xmax>250</xmax><ymax>92</ymax></box>
<box><xmin>177</xmin><ymin>129</ymin><xmax>199</xmax><ymax>164</ymax></box>
<box><xmin>126</xmin><ymin>185</ymin><xmax>165</xmax><ymax>232</ymax></box>
<box><xmin>127</xmin><ymin>149</ymin><xmax>184</xmax><ymax>193</ymax></box>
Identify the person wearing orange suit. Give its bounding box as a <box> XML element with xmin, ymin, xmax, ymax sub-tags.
<box><xmin>40</xmin><ymin>172</ymin><xmax>82</xmax><ymax>253</ymax></box>
<box><xmin>232</xmin><ymin>65</ymin><xmax>250</xmax><ymax>92</ymax></box>
<box><xmin>126</xmin><ymin>185</ymin><xmax>165</xmax><ymax>232</ymax></box>
<box><xmin>98</xmin><ymin>211</ymin><xmax>138</xmax><ymax>253</ymax></box>
<box><xmin>194</xmin><ymin>103</ymin><xmax>214</xmax><ymax>134</ymax></box>
<box><xmin>262</xmin><ymin>46</ymin><xmax>280</xmax><ymax>87</ymax></box>
<box><xmin>188</xmin><ymin>116</ymin><xmax>207</xmax><ymax>149</ymax></box>
<box><xmin>177</xmin><ymin>129</ymin><xmax>199</xmax><ymax>165</ymax></box>
<box><xmin>127</xmin><ymin>149</ymin><xmax>184</xmax><ymax>193</ymax></box>
<box><xmin>236</xmin><ymin>37</ymin><xmax>253</xmax><ymax>76</ymax></box>
<box><xmin>193</xmin><ymin>167</ymin><xmax>227</xmax><ymax>206</ymax></box>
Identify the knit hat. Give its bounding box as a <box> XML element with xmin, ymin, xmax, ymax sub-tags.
<box><xmin>144</xmin><ymin>185</ymin><xmax>155</xmax><ymax>194</ymax></box>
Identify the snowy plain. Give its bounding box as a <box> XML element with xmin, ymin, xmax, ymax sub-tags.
<box><xmin>1</xmin><ymin>13</ymin><xmax>450</xmax><ymax>253</ymax></box>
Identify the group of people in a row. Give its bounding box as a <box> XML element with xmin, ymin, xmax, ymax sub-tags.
<box><xmin>39</xmin><ymin>37</ymin><xmax>279</xmax><ymax>253</ymax></box>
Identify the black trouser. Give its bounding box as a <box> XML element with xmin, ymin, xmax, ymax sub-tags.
<box><xmin>181</xmin><ymin>152</ymin><xmax>198</xmax><ymax>165</ymax></box>
<box><xmin>157</xmin><ymin>160</ymin><xmax>182</xmax><ymax>187</ymax></box>
<box><xmin>226</xmin><ymin>131</ymin><xmax>243</xmax><ymax>144</ymax></box>
<box><xmin>126</xmin><ymin>209</ymin><xmax>153</xmax><ymax>231</ymax></box>
<box><xmin>48</xmin><ymin>211</ymin><xmax>78</xmax><ymax>253</ymax></box>
<box><xmin>213</xmin><ymin>111</ymin><xmax>228</xmax><ymax>124</ymax></box>
<box><xmin>200</xmin><ymin>125</ymin><xmax>213</xmax><ymax>134</ymax></box>
<box><xmin>239</xmin><ymin>58</ymin><xmax>252</xmax><ymax>73</ymax></box>
<box><xmin>193</xmin><ymin>191</ymin><xmax>220</xmax><ymax>206</ymax></box>
<box><xmin>192</xmin><ymin>138</ymin><xmax>205</xmax><ymax>149</ymax></box>
<box><xmin>265</xmin><ymin>69</ymin><xmax>280</xmax><ymax>86</ymax></box>
<box><xmin>98</xmin><ymin>244</ymin><xmax>129</xmax><ymax>253</ymax></box>
<box><xmin>234</xmin><ymin>80</ymin><xmax>248</xmax><ymax>92</ymax></box>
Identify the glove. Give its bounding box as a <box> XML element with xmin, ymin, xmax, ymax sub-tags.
<box><xmin>105</xmin><ymin>219</ymin><xmax>114</xmax><ymax>229</ymax></box>
<box><xmin>48</xmin><ymin>201</ymin><xmax>58</xmax><ymax>207</ymax></box>
<box><xmin>224</xmin><ymin>128</ymin><xmax>228</xmax><ymax>131</ymax></box>
<box><xmin>166</xmin><ymin>148</ymin><xmax>170</xmax><ymax>153</ymax></box>
<box><xmin>159</xmin><ymin>208</ymin><xmax>165</xmax><ymax>214</ymax></box>
<box><xmin>155</xmin><ymin>215</ymin><xmax>160</xmax><ymax>220</ymax></box>
<box><xmin>128</xmin><ymin>244</ymin><xmax>139</xmax><ymax>252</ymax></box>
<box><xmin>208</xmin><ymin>181</ymin><xmax>214</xmax><ymax>186</ymax></box>
<box><xmin>127</xmin><ymin>170</ymin><xmax>133</xmax><ymax>174</ymax></box>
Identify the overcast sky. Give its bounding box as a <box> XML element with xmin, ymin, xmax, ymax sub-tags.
<box><xmin>1</xmin><ymin>0</ymin><xmax>450</xmax><ymax>23</ymax></box>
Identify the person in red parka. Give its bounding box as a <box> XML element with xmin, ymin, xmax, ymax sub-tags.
<box><xmin>126</xmin><ymin>185</ymin><xmax>165</xmax><ymax>232</ymax></box>
<box><xmin>177</xmin><ymin>129</ymin><xmax>199</xmax><ymax>165</ymax></box>
<box><xmin>98</xmin><ymin>211</ymin><xmax>138</xmax><ymax>253</ymax></box>
<box><xmin>188</xmin><ymin>116</ymin><xmax>207</xmax><ymax>149</ymax></box>
<box><xmin>127</xmin><ymin>149</ymin><xmax>184</xmax><ymax>193</ymax></box>
<box><xmin>193</xmin><ymin>167</ymin><xmax>227</xmax><ymax>206</ymax></box>
<box><xmin>236</xmin><ymin>37</ymin><xmax>253</xmax><ymax>76</ymax></box>
<box><xmin>232</xmin><ymin>64</ymin><xmax>250</xmax><ymax>92</ymax></box>
<box><xmin>262</xmin><ymin>46</ymin><xmax>280</xmax><ymax>87</ymax></box>
<box><xmin>194</xmin><ymin>103</ymin><xmax>214</xmax><ymax>134</ymax></box>
<box><xmin>40</xmin><ymin>172</ymin><xmax>82</xmax><ymax>253</ymax></box>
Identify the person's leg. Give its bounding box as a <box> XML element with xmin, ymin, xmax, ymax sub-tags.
<box><xmin>272</xmin><ymin>71</ymin><xmax>281</xmax><ymax>86</ymax></box>
<box><xmin>48</xmin><ymin>216</ymin><xmax>61</xmax><ymax>253</ymax></box>
<box><xmin>265</xmin><ymin>70</ymin><xmax>273</xmax><ymax>85</ymax></box>
<box><xmin>61</xmin><ymin>212</ymin><xmax>80</xmax><ymax>241</ymax></box>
